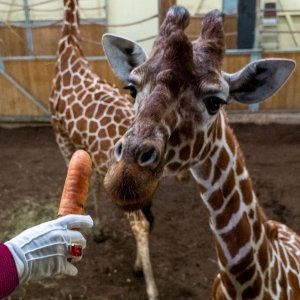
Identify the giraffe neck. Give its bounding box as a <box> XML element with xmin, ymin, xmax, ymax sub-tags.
<box><xmin>191</xmin><ymin>112</ymin><xmax>269</xmax><ymax>298</ymax></box>
<box><xmin>62</xmin><ymin>0</ymin><xmax>80</xmax><ymax>38</ymax></box>
<box><xmin>55</xmin><ymin>0</ymin><xmax>86</xmax><ymax>77</ymax></box>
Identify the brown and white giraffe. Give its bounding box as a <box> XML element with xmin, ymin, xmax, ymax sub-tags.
<box><xmin>102</xmin><ymin>6</ymin><xmax>300</xmax><ymax>299</ymax></box>
<box><xmin>49</xmin><ymin>1</ymin><xmax>158</xmax><ymax>298</ymax></box>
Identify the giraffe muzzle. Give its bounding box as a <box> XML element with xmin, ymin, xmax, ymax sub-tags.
<box><xmin>104</xmin><ymin>139</ymin><xmax>164</xmax><ymax>212</ymax></box>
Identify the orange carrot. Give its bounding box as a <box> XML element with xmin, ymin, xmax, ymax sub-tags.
<box><xmin>57</xmin><ymin>149</ymin><xmax>92</xmax><ymax>217</ymax></box>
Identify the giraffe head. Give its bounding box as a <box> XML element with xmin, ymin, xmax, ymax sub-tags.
<box><xmin>102</xmin><ymin>6</ymin><xmax>294</xmax><ymax>212</ymax></box>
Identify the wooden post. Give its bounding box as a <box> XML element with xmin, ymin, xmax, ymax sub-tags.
<box><xmin>237</xmin><ymin>0</ymin><xmax>256</xmax><ymax>49</ymax></box>
<box><xmin>159</xmin><ymin>0</ymin><xmax>176</xmax><ymax>26</ymax></box>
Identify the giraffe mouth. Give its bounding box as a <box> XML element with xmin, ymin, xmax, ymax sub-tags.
<box><xmin>104</xmin><ymin>160</ymin><xmax>160</xmax><ymax>212</ymax></box>
<box><xmin>105</xmin><ymin>179</ymin><xmax>158</xmax><ymax>212</ymax></box>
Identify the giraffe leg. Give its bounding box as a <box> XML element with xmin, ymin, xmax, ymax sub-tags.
<box><xmin>127</xmin><ymin>210</ymin><xmax>159</xmax><ymax>300</ymax></box>
<box><xmin>53</xmin><ymin>128</ymin><xmax>76</xmax><ymax>165</ymax></box>
<box><xmin>133</xmin><ymin>247</ymin><xmax>143</xmax><ymax>277</ymax></box>
<box><xmin>91</xmin><ymin>172</ymin><xmax>107</xmax><ymax>243</ymax></box>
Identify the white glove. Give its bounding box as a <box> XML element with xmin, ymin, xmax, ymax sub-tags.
<box><xmin>5</xmin><ymin>214</ymin><xmax>93</xmax><ymax>284</ymax></box>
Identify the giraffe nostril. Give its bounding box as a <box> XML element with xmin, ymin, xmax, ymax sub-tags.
<box><xmin>138</xmin><ymin>144</ymin><xmax>159</xmax><ymax>167</ymax></box>
<box><xmin>114</xmin><ymin>141</ymin><xmax>123</xmax><ymax>161</ymax></box>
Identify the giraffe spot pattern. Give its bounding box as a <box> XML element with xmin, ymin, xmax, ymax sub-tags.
<box><xmin>236</xmin><ymin>264</ymin><xmax>256</xmax><ymax>285</ymax></box>
<box><xmin>192</xmin><ymin>131</ymin><xmax>204</xmax><ymax>158</ymax></box>
<box><xmin>166</xmin><ymin>149</ymin><xmax>176</xmax><ymax>163</ymax></box>
<box><xmin>215</xmin><ymin>190</ymin><xmax>240</xmax><ymax>230</ymax></box>
<box><xmin>220</xmin><ymin>271</ymin><xmax>236</xmax><ymax>299</ymax></box>
<box><xmin>167</xmin><ymin>161</ymin><xmax>183</xmax><ymax>172</ymax></box>
<box><xmin>219</xmin><ymin>212</ymin><xmax>251</xmax><ymax>258</ymax></box>
<box><xmin>216</xmin><ymin>146</ymin><xmax>230</xmax><ymax>171</ymax></box>
<box><xmin>208</xmin><ymin>189</ymin><xmax>224</xmax><ymax>211</ymax></box>
<box><xmin>225</xmin><ymin>126</ymin><xmax>236</xmax><ymax>155</ymax></box>
<box><xmin>200</xmin><ymin>158</ymin><xmax>212</xmax><ymax>181</ymax></box>
<box><xmin>179</xmin><ymin>144</ymin><xmax>191</xmax><ymax>161</ymax></box>
<box><xmin>222</xmin><ymin>168</ymin><xmax>235</xmax><ymax>199</ymax></box>
<box><xmin>240</xmin><ymin>178</ymin><xmax>253</xmax><ymax>205</ymax></box>
<box><xmin>229</xmin><ymin>249</ymin><xmax>254</xmax><ymax>276</ymax></box>
<box><xmin>257</xmin><ymin>238</ymin><xmax>268</xmax><ymax>272</ymax></box>
<box><xmin>216</xmin><ymin>242</ymin><xmax>228</xmax><ymax>267</ymax></box>
<box><xmin>50</xmin><ymin>34</ymin><xmax>135</xmax><ymax>174</ymax></box>
<box><xmin>200</xmin><ymin>142</ymin><xmax>211</xmax><ymax>161</ymax></box>
<box><xmin>241</xmin><ymin>272</ymin><xmax>262</xmax><ymax>298</ymax></box>
<box><xmin>169</xmin><ymin>130</ymin><xmax>181</xmax><ymax>147</ymax></box>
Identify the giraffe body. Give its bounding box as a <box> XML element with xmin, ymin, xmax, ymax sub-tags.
<box><xmin>102</xmin><ymin>5</ymin><xmax>299</xmax><ymax>299</ymax></box>
<box><xmin>50</xmin><ymin>1</ymin><xmax>158</xmax><ymax>299</ymax></box>
<box><xmin>50</xmin><ymin>0</ymin><xmax>134</xmax><ymax>242</ymax></box>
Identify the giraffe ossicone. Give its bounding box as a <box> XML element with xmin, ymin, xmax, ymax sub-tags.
<box><xmin>103</xmin><ymin>5</ymin><xmax>299</xmax><ymax>299</ymax></box>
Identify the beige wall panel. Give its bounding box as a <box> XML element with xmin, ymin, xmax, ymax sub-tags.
<box><xmin>3</xmin><ymin>60</ymin><xmax>55</xmax><ymax>109</ymax></box>
<box><xmin>0</xmin><ymin>27</ymin><xmax>28</xmax><ymax>56</ymax></box>
<box><xmin>79</xmin><ymin>24</ymin><xmax>106</xmax><ymax>57</ymax></box>
<box><xmin>185</xmin><ymin>15</ymin><xmax>237</xmax><ymax>49</ymax></box>
<box><xmin>224</xmin><ymin>15</ymin><xmax>237</xmax><ymax>49</ymax></box>
<box><xmin>2</xmin><ymin>52</ymin><xmax>299</xmax><ymax>116</ymax></box>
<box><xmin>0</xmin><ymin>59</ymin><xmax>128</xmax><ymax>116</ymax></box>
<box><xmin>184</xmin><ymin>16</ymin><xmax>202</xmax><ymax>40</ymax></box>
<box><xmin>32</xmin><ymin>26</ymin><xmax>61</xmax><ymax>56</ymax></box>
<box><xmin>0</xmin><ymin>75</ymin><xmax>44</xmax><ymax>116</ymax></box>
<box><xmin>177</xmin><ymin>0</ymin><xmax>222</xmax><ymax>14</ymax></box>
<box><xmin>222</xmin><ymin>54</ymin><xmax>251</xmax><ymax>73</ymax></box>
<box><xmin>1</xmin><ymin>25</ymin><xmax>106</xmax><ymax>57</ymax></box>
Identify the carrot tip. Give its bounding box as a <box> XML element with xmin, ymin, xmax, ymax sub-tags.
<box><xmin>57</xmin><ymin>150</ymin><xmax>92</xmax><ymax>218</ymax></box>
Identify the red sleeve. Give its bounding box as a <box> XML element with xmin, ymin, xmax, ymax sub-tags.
<box><xmin>0</xmin><ymin>244</ymin><xmax>19</xmax><ymax>299</ymax></box>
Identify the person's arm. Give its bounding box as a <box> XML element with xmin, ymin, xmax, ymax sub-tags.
<box><xmin>1</xmin><ymin>214</ymin><xmax>92</xmax><ymax>299</ymax></box>
<box><xmin>0</xmin><ymin>243</ymin><xmax>19</xmax><ymax>298</ymax></box>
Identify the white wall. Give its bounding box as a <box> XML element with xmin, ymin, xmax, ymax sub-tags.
<box><xmin>2</xmin><ymin>0</ymin><xmax>299</xmax><ymax>52</ymax></box>
<box><xmin>259</xmin><ymin>0</ymin><xmax>300</xmax><ymax>49</ymax></box>
<box><xmin>105</xmin><ymin>0</ymin><xmax>223</xmax><ymax>53</ymax></box>
<box><xmin>0</xmin><ymin>0</ymin><xmax>106</xmax><ymax>22</ymax></box>
<box><xmin>106</xmin><ymin>0</ymin><xmax>158</xmax><ymax>54</ymax></box>
<box><xmin>177</xmin><ymin>0</ymin><xmax>222</xmax><ymax>15</ymax></box>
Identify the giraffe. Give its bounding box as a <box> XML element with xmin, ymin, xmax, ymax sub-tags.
<box><xmin>102</xmin><ymin>6</ymin><xmax>300</xmax><ymax>299</ymax></box>
<box><xmin>49</xmin><ymin>1</ymin><xmax>158</xmax><ymax>298</ymax></box>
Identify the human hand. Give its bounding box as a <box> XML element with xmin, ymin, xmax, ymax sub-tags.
<box><xmin>5</xmin><ymin>214</ymin><xmax>93</xmax><ymax>284</ymax></box>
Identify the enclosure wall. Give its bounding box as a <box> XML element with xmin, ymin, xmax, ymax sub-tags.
<box><xmin>1</xmin><ymin>18</ymin><xmax>300</xmax><ymax>120</ymax></box>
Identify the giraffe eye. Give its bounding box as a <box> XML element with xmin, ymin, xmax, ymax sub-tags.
<box><xmin>124</xmin><ymin>84</ymin><xmax>137</xmax><ymax>99</ymax></box>
<box><xmin>204</xmin><ymin>97</ymin><xmax>227</xmax><ymax>115</ymax></box>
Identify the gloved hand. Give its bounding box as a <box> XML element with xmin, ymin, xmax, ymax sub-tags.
<box><xmin>5</xmin><ymin>214</ymin><xmax>93</xmax><ymax>284</ymax></box>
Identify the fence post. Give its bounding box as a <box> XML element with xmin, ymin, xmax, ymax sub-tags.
<box><xmin>23</xmin><ymin>0</ymin><xmax>35</xmax><ymax>56</ymax></box>
<box><xmin>159</xmin><ymin>0</ymin><xmax>176</xmax><ymax>26</ymax></box>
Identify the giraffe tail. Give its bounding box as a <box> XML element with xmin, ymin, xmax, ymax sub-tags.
<box><xmin>62</xmin><ymin>0</ymin><xmax>80</xmax><ymax>38</ymax></box>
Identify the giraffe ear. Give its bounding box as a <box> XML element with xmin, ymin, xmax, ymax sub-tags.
<box><xmin>102</xmin><ymin>34</ymin><xmax>147</xmax><ymax>82</ymax></box>
<box><xmin>223</xmin><ymin>59</ymin><xmax>295</xmax><ymax>104</ymax></box>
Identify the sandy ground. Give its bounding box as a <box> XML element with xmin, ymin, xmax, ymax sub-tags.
<box><xmin>0</xmin><ymin>119</ymin><xmax>300</xmax><ymax>300</ymax></box>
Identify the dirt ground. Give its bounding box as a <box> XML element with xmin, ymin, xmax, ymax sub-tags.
<box><xmin>0</xmin><ymin>122</ymin><xmax>300</xmax><ymax>300</ymax></box>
